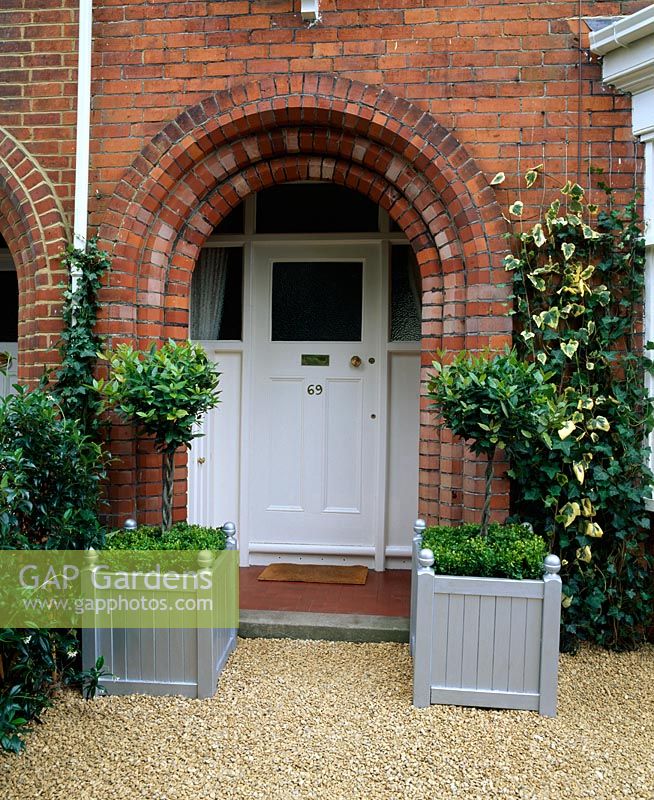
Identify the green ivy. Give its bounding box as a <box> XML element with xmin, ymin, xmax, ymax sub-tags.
<box><xmin>497</xmin><ymin>168</ymin><xmax>654</xmax><ymax>650</ymax></box>
<box><xmin>52</xmin><ymin>239</ymin><xmax>109</xmax><ymax>438</ymax></box>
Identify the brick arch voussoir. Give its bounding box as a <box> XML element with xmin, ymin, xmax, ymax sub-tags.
<box><xmin>178</xmin><ymin>155</ymin><xmax>433</xmax><ymax>269</ymax></box>
<box><xmin>128</xmin><ymin>156</ymin><xmax>442</xmax><ymax>342</ymax></box>
<box><xmin>125</xmin><ymin>128</ymin><xmax>459</xmax><ymax>307</ymax></box>
<box><xmin>0</xmin><ymin>130</ymin><xmax>70</xmax><ymax>381</ymax></box>
<box><xmin>107</xmin><ymin>76</ymin><xmax>504</xmax><ymax>272</ymax></box>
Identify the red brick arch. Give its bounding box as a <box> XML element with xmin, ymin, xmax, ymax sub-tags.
<box><xmin>101</xmin><ymin>74</ymin><xmax>511</xmax><ymax>526</ymax></box>
<box><xmin>0</xmin><ymin>129</ymin><xmax>70</xmax><ymax>383</ymax></box>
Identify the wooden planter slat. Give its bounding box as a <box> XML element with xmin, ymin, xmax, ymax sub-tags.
<box><xmin>82</xmin><ymin>527</ymin><xmax>238</xmax><ymax>699</ymax></box>
<box><xmin>410</xmin><ymin>520</ymin><xmax>562</xmax><ymax>716</ymax></box>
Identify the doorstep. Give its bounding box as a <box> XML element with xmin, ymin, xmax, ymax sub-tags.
<box><xmin>238</xmin><ymin>609</ymin><xmax>410</xmax><ymax>643</ymax></box>
<box><xmin>239</xmin><ymin>566</ymin><xmax>411</xmax><ymax>617</ymax></box>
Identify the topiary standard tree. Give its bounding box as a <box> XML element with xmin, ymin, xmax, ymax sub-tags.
<box><xmin>96</xmin><ymin>340</ymin><xmax>221</xmax><ymax>531</ymax></box>
<box><xmin>427</xmin><ymin>349</ymin><xmax>553</xmax><ymax>537</ymax></box>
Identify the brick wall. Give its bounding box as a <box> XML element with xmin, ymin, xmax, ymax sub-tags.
<box><xmin>0</xmin><ymin>0</ymin><xmax>78</xmax><ymax>380</ymax></box>
<box><xmin>0</xmin><ymin>0</ymin><xmax>647</xmax><ymax>526</ymax></box>
<box><xmin>88</xmin><ymin>0</ymin><xmax>644</xmax><ymax>229</ymax></box>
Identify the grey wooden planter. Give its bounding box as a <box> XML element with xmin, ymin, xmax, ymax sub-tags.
<box><xmin>410</xmin><ymin>520</ymin><xmax>562</xmax><ymax>716</ymax></box>
<box><xmin>81</xmin><ymin>523</ymin><xmax>238</xmax><ymax>699</ymax></box>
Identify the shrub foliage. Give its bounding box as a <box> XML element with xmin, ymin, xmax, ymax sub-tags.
<box><xmin>96</xmin><ymin>341</ymin><xmax>221</xmax><ymax>531</ymax></box>
<box><xmin>0</xmin><ymin>387</ymin><xmax>105</xmax><ymax>550</ymax></box>
<box><xmin>421</xmin><ymin>523</ymin><xmax>547</xmax><ymax>580</ymax></box>
<box><xmin>1</xmin><ymin>242</ymin><xmax>109</xmax><ymax>752</ymax></box>
<box><xmin>427</xmin><ymin>350</ymin><xmax>552</xmax><ymax>537</ymax></box>
<box><xmin>105</xmin><ymin>521</ymin><xmax>226</xmax><ymax>551</ymax></box>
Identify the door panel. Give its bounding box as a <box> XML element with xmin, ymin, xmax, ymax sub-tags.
<box><xmin>250</xmin><ymin>243</ymin><xmax>382</xmax><ymax>555</ymax></box>
<box><xmin>266</xmin><ymin>377</ymin><xmax>305</xmax><ymax>511</ymax></box>
<box><xmin>323</xmin><ymin>377</ymin><xmax>363</xmax><ymax>513</ymax></box>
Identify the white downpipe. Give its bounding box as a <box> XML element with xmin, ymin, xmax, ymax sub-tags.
<box><xmin>72</xmin><ymin>0</ymin><xmax>93</xmax><ymax>289</ymax></box>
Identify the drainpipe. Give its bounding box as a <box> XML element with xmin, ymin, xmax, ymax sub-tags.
<box><xmin>72</xmin><ymin>0</ymin><xmax>93</xmax><ymax>291</ymax></box>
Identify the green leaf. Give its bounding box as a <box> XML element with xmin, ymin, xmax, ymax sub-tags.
<box><xmin>557</xmin><ymin>420</ymin><xmax>576</xmax><ymax>440</ymax></box>
<box><xmin>587</xmin><ymin>416</ymin><xmax>610</xmax><ymax>432</ymax></box>
<box><xmin>525</xmin><ymin>169</ymin><xmax>539</xmax><ymax>188</ymax></box>
<box><xmin>527</xmin><ymin>274</ymin><xmax>546</xmax><ymax>291</ymax></box>
<box><xmin>490</xmin><ymin>172</ymin><xmax>506</xmax><ymax>186</ymax></box>
<box><xmin>503</xmin><ymin>254</ymin><xmax>522</xmax><ymax>271</ymax></box>
<box><xmin>572</xmin><ymin>461</ymin><xmax>585</xmax><ymax>484</ymax></box>
<box><xmin>532</xmin><ymin>223</ymin><xmax>546</xmax><ymax>247</ymax></box>
<box><xmin>560</xmin><ymin>341</ymin><xmax>579</xmax><ymax>358</ymax></box>
<box><xmin>557</xmin><ymin>501</ymin><xmax>581</xmax><ymax>528</ymax></box>
<box><xmin>509</xmin><ymin>200</ymin><xmax>524</xmax><ymax>217</ymax></box>
<box><xmin>561</xmin><ymin>242</ymin><xmax>575</xmax><ymax>261</ymax></box>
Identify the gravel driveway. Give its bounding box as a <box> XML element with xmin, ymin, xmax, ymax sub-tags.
<box><xmin>1</xmin><ymin>639</ymin><xmax>653</xmax><ymax>800</ymax></box>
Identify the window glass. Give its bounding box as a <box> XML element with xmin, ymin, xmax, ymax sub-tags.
<box><xmin>256</xmin><ymin>184</ymin><xmax>379</xmax><ymax>234</ymax></box>
<box><xmin>390</xmin><ymin>245</ymin><xmax>421</xmax><ymax>341</ymax></box>
<box><xmin>271</xmin><ymin>261</ymin><xmax>363</xmax><ymax>342</ymax></box>
<box><xmin>212</xmin><ymin>203</ymin><xmax>245</xmax><ymax>235</ymax></box>
<box><xmin>190</xmin><ymin>247</ymin><xmax>243</xmax><ymax>340</ymax></box>
<box><xmin>0</xmin><ymin>269</ymin><xmax>18</xmax><ymax>342</ymax></box>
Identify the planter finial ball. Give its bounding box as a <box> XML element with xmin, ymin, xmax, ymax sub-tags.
<box><xmin>543</xmin><ymin>554</ymin><xmax>562</xmax><ymax>575</ymax></box>
<box><xmin>414</xmin><ymin>519</ymin><xmax>426</xmax><ymax>536</ymax></box>
<box><xmin>124</xmin><ymin>518</ymin><xmax>138</xmax><ymax>531</ymax></box>
<box><xmin>418</xmin><ymin>548</ymin><xmax>435</xmax><ymax>569</ymax></box>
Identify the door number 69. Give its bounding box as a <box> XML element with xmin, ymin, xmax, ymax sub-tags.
<box><xmin>307</xmin><ymin>384</ymin><xmax>323</xmax><ymax>396</ymax></box>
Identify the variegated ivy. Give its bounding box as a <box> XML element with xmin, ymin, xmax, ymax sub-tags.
<box><xmin>492</xmin><ymin>167</ymin><xmax>653</xmax><ymax>649</ymax></box>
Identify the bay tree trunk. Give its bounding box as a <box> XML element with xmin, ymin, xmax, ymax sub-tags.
<box><xmin>162</xmin><ymin>449</ymin><xmax>175</xmax><ymax>532</ymax></box>
<box><xmin>480</xmin><ymin>447</ymin><xmax>496</xmax><ymax>538</ymax></box>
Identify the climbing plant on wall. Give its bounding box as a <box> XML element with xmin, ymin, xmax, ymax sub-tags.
<box><xmin>52</xmin><ymin>238</ymin><xmax>110</xmax><ymax>438</ymax></box>
<box><xmin>494</xmin><ymin>167</ymin><xmax>654</xmax><ymax>650</ymax></box>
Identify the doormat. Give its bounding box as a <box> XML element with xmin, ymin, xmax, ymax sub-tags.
<box><xmin>257</xmin><ymin>563</ymin><xmax>368</xmax><ymax>585</ymax></box>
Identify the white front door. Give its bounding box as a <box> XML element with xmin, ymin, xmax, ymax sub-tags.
<box><xmin>248</xmin><ymin>243</ymin><xmax>384</xmax><ymax>563</ymax></box>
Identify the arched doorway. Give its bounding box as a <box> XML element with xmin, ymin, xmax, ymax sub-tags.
<box><xmin>187</xmin><ymin>183</ymin><xmax>421</xmax><ymax>570</ymax></box>
<box><xmin>101</xmin><ymin>76</ymin><xmax>512</xmax><ymax>541</ymax></box>
<box><xmin>0</xmin><ymin>234</ymin><xmax>18</xmax><ymax>397</ymax></box>
<box><xmin>0</xmin><ymin>129</ymin><xmax>70</xmax><ymax>387</ymax></box>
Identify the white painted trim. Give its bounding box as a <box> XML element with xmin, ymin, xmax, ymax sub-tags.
<box><xmin>73</xmin><ymin>1</ymin><xmax>93</xmax><ymax>258</ymax></box>
<box><xmin>238</xmin><ymin>240</ymin><xmax>254</xmax><ymax>567</ymax></box>
<box><xmin>384</xmin><ymin>546</ymin><xmax>412</xmax><ymax>558</ymax></box>
<box><xmin>590</xmin><ymin>7</ymin><xmax>654</xmax><ymax>495</ymax></box>
<box><xmin>387</xmin><ymin>341</ymin><xmax>421</xmax><ymax>353</ymax></box>
<box><xmin>589</xmin><ymin>5</ymin><xmax>654</xmax><ymax>55</ymax></box>
<box><xmin>249</xmin><ymin>543</ymin><xmax>375</xmax><ymax>556</ymax></box>
<box><xmin>375</xmin><ymin>242</ymin><xmax>390</xmax><ymax>571</ymax></box>
<box><xmin>300</xmin><ymin>0</ymin><xmax>320</xmax><ymax>22</ymax></box>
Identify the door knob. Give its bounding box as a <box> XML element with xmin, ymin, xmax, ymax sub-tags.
<box><xmin>197</xmin><ymin>457</ymin><xmax>206</xmax><ymax>465</ymax></box>
<box><xmin>350</xmin><ymin>355</ymin><xmax>362</xmax><ymax>368</ymax></box>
